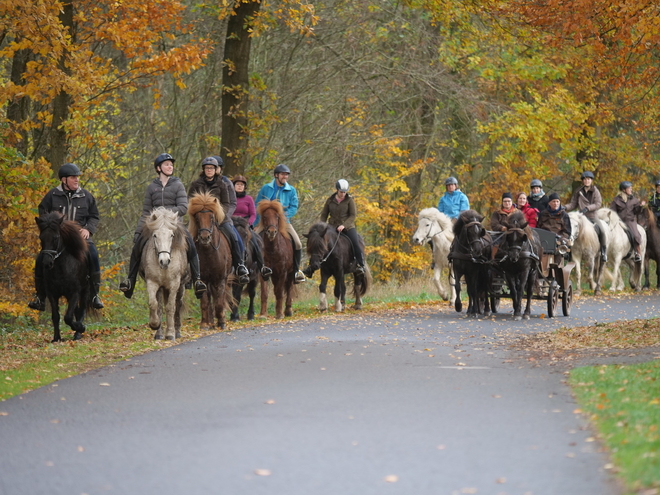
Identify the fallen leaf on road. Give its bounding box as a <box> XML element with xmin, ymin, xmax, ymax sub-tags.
<box><xmin>265</xmin><ymin>399</ymin><xmax>275</xmax><ymax>405</ymax></box>
<box><xmin>496</xmin><ymin>477</ymin><xmax>507</xmax><ymax>484</ymax></box>
<box><xmin>99</xmin><ymin>383</ymin><xmax>110</xmax><ymax>387</ymax></box>
<box><xmin>384</xmin><ymin>475</ymin><xmax>398</xmax><ymax>483</ymax></box>
<box><xmin>254</xmin><ymin>469</ymin><xmax>271</xmax><ymax>476</ymax></box>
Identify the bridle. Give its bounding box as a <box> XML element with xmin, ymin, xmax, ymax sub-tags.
<box><xmin>41</xmin><ymin>231</ymin><xmax>64</xmax><ymax>264</ymax></box>
<box><xmin>195</xmin><ymin>209</ymin><xmax>222</xmax><ymax>251</ymax></box>
<box><xmin>419</xmin><ymin>217</ymin><xmax>445</xmax><ymax>243</ymax></box>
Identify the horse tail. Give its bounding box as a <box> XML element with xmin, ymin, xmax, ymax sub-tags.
<box><xmin>354</xmin><ymin>263</ymin><xmax>372</xmax><ymax>298</ymax></box>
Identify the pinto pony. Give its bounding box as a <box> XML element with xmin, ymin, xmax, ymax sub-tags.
<box><xmin>412</xmin><ymin>208</ymin><xmax>455</xmax><ymax>303</ymax></box>
<box><xmin>141</xmin><ymin>208</ymin><xmax>190</xmax><ymax>340</ymax></box>
<box><xmin>35</xmin><ymin>212</ymin><xmax>95</xmax><ymax>342</ymax></box>
<box><xmin>256</xmin><ymin>200</ymin><xmax>296</xmax><ymax>318</ymax></box>
<box><xmin>303</xmin><ymin>222</ymin><xmax>371</xmax><ymax>312</ymax></box>
<box><xmin>189</xmin><ymin>192</ymin><xmax>233</xmax><ymax>329</ymax></box>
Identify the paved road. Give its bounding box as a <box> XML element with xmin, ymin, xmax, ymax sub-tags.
<box><xmin>1</xmin><ymin>295</ymin><xmax>659</xmax><ymax>495</ymax></box>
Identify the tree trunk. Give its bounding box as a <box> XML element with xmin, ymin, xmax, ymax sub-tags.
<box><xmin>48</xmin><ymin>0</ymin><xmax>74</xmax><ymax>171</ymax></box>
<box><xmin>6</xmin><ymin>45</ymin><xmax>30</xmax><ymax>156</ymax></box>
<box><xmin>221</xmin><ymin>0</ymin><xmax>260</xmax><ymax>178</ymax></box>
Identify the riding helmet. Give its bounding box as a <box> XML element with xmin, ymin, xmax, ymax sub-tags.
<box><xmin>654</xmin><ymin>179</ymin><xmax>660</xmax><ymax>187</ymax></box>
<box><xmin>212</xmin><ymin>155</ymin><xmax>225</xmax><ymax>168</ymax></box>
<box><xmin>154</xmin><ymin>153</ymin><xmax>175</xmax><ymax>170</ymax></box>
<box><xmin>232</xmin><ymin>175</ymin><xmax>248</xmax><ymax>186</ymax></box>
<box><xmin>336</xmin><ymin>179</ymin><xmax>349</xmax><ymax>192</ymax></box>
<box><xmin>445</xmin><ymin>176</ymin><xmax>458</xmax><ymax>186</ymax></box>
<box><xmin>201</xmin><ymin>157</ymin><xmax>218</xmax><ymax>168</ymax></box>
<box><xmin>274</xmin><ymin>164</ymin><xmax>291</xmax><ymax>175</ymax></box>
<box><xmin>58</xmin><ymin>163</ymin><xmax>82</xmax><ymax>179</ymax></box>
<box><xmin>580</xmin><ymin>171</ymin><xmax>595</xmax><ymax>179</ymax></box>
<box><xmin>530</xmin><ymin>179</ymin><xmax>542</xmax><ymax>188</ymax></box>
<box><xmin>619</xmin><ymin>181</ymin><xmax>633</xmax><ymax>191</ymax></box>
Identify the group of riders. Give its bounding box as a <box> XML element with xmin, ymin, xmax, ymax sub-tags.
<box><xmin>438</xmin><ymin>172</ymin><xmax>660</xmax><ymax>264</ymax></box>
<box><xmin>28</xmin><ymin>154</ymin><xmax>367</xmax><ymax>311</ymax></box>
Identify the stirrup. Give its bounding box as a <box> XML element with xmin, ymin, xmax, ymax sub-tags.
<box><xmin>294</xmin><ymin>270</ymin><xmax>306</xmax><ymax>284</ymax></box>
<box><xmin>355</xmin><ymin>264</ymin><xmax>365</xmax><ymax>275</ymax></box>
<box><xmin>634</xmin><ymin>252</ymin><xmax>642</xmax><ymax>263</ymax></box>
<box><xmin>119</xmin><ymin>279</ymin><xmax>132</xmax><ymax>292</ymax></box>
<box><xmin>260</xmin><ymin>266</ymin><xmax>272</xmax><ymax>280</ymax></box>
<box><xmin>236</xmin><ymin>264</ymin><xmax>250</xmax><ymax>284</ymax></box>
<box><xmin>28</xmin><ymin>296</ymin><xmax>46</xmax><ymax>312</ymax></box>
<box><xmin>600</xmin><ymin>253</ymin><xmax>607</xmax><ymax>263</ymax></box>
<box><xmin>302</xmin><ymin>266</ymin><xmax>313</xmax><ymax>278</ymax></box>
<box><xmin>193</xmin><ymin>279</ymin><xmax>207</xmax><ymax>299</ymax></box>
<box><xmin>92</xmin><ymin>295</ymin><xmax>104</xmax><ymax>310</ymax></box>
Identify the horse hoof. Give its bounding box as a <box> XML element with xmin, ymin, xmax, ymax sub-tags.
<box><xmin>523</xmin><ymin>314</ymin><xmax>530</xmax><ymax>320</ymax></box>
<box><xmin>219</xmin><ymin>322</ymin><xmax>226</xmax><ymax>330</ymax></box>
<box><xmin>165</xmin><ymin>335</ymin><xmax>175</xmax><ymax>341</ymax></box>
<box><xmin>513</xmin><ymin>315</ymin><xmax>522</xmax><ymax>321</ymax></box>
<box><xmin>73</xmin><ymin>332</ymin><xmax>84</xmax><ymax>341</ymax></box>
<box><xmin>154</xmin><ymin>334</ymin><xmax>163</xmax><ymax>340</ymax></box>
<box><xmin>230</xmin><ymin>316</ymin><xmax>239</xmax><ymax>322</ymax></box>
<box><xmin>353</xmin><ymin>304</ymin><xmax>362</xmax><ymax>310</ymax></box>
<box><xmin>247</xmin><ymin>314</ymin><xmax>255</xmax><ymax>320</ymax></box>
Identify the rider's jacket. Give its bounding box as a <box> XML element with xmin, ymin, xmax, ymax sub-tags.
<box><xmin>437</xmin><ymin>189</ymin><xmax>469</xmax><ymax>219</ymax></box>
<box><xmin>320</xmin><ymin>192</ymin><xmax>357</xmax><ymax>230</ymax></box>
<box><xmin>649</xmin><ymin>192</ymin><xmax>660</xmax><ymax>225</ymax></box>
<box><xmin>565</xmin><ymin>185</ymin><xmax>602</xmax><ymax>221</ymax></box>
<box><xmin>39</xmin><ymin>185</ymin><xmax>99</xmax><ymax>236</ymax></box>
<box><xmin>188</xmin><ymin>173</ymin><xmax>235</xmax><ymax>225</ymax></box>
<box><xmin>537</xmin><ymin>206</ymin><xmax>572</xmax><ymax>240</ymax></box>
<box><xmin>254</xmin><ymin>179</ymin><xmax>299</xmax><ymax>225</ymax></box>
<box><xmin>135</xmin><ymin>176</ymin><xmax>187</xmax><ymax>236</ymax></box>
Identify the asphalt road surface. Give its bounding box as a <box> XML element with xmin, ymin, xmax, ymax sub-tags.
<box><xmin>1</xmin><ymin>294</ymin><xmax>659</xmax><ymax>495</ymax></box>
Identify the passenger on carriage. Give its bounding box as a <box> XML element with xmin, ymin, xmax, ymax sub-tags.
<box><xmin>309</xmin><ymin>179</ymin><xmax>365</xmax><ymax>276</ymax></box>
<box><xmin>648</xmin><ymin>179</ymin><xmax>660</xmax><ymax>228</ymax></box>
<box><xmin>565</xmin><ymin>171</ymin><xmax>607</xmax><ymax>262</ymax></box>
<box><xmin>516</xmin><ymin>192</ymin><xmax>538</xmax><ymax>228</ymax></box>
<box><xmin>119</xmin><ymin>153</ymin><xmax>207</xmax><ymax>299</ymax></box>
<box><xmin>28</xmin><ymin>163</ymin><xmax>104</xmax><ymax>311</ymax></box>
<box><xmin>188</xmin><ymin>157</ymin><xmax>251</xmax><ymax>284</ymax></box>
<box><xmin>537</xmin><ymin>192</ymin><xmax>572</xmax><ymax>242</ymax></box>
<box><xmin>490</xmin><ymin>192</ymin><xmax>515</xmax><ymax>232</ymax></box>
<box><xmin>610</xmin><ymin>181</ymin><xmax>645</xmax><ymax>262</ymax></box>
<box><xmin>254</xmin><ymin>164</ymin><xmax>306</xmax><ymax>284</ymax></box>
<box><xmin>438</xmin><ymin>176</ymin><xmax>470</xmax><ymax>221</ymax></box>
<box><xmin>528</xmin><ymin>179</ymin><xmax>549</xmax><ymax>212</ymax></box>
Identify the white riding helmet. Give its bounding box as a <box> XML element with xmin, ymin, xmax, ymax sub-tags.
<box><xmin>336</xmin><ymin>179</ymin><xmax>349</xmax><ymax>192</ymax></box>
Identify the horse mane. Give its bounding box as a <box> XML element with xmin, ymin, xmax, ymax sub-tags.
<box><xmin>257</xmin><ymin>200</ymin><xmax>290</xmax><ymax>239</ymax></box>
<box><xmin>506</xmin><ymin>210</ymin><xmax>533</xmax><ymax>236</ymax></box>
<box><xmin>144</xmin><ymin>207</ymin><xmax>187</xmax><ymax>251</ymax></box>
<box><xmin>453</xmin><ymin>209</ymin><xmax>484</xmax><ymax>236</ymax></box>
<box><xmin>306</xmin><ymin>222</ymin><xmax>333</xmax><ymax>251</ymax></box>
<box><xmin>598</xmin><ymin>207</ymin><xmax>628</xmax><ymax>232</ymax></box>
<box><xmin>39</xmin><ymin>212</ymin><xmax>88</xmax><ymax>263</ymax></box>
<box><xmin>419</xmin><ymin>208</ymin><xmax>452</xmax><ymax>233</ymax></box>
<box><xmin>188</xmin><ymin>192</ymin><xmax>226</xmax><ymax>239</ymax></box>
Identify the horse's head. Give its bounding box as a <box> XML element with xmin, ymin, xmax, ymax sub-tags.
<box><xmin>502</xmin><ymin>211</ymin><xmax>530</xmax><ymax>263</ymax></box>
<box><xmin>35</xmin><ymin>212</ymin><xmax>87</xmax><ymax>269</ymax></box>
<box><xmin>188</xmin><ymin>192</ymin><xmax>225</xmax><ymax>246</ymax></box>
<box><xmin>257</xmin><ymin>200</ymin><xmax>288</xmax><ymax>242</ymax></box>
<box><xmin>413</xmin><ymin>208</ymin><xmax>450</xmax><ymax>245</ymax></box>
<box><xmin>303</xmin><ymin>223</ymin><xmax>330</xmax><ymax>275</ymax></box>
<box><xmin>463</xmin><ymin>220</ymin><xmax>488</xmax><ymax>258</ymax></box>
<box><xmin>146</xmin><ymin>208</ymin><xmax>180</xmax><ymax>269</ymax></box>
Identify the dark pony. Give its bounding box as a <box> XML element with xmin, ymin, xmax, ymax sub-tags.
<box><xmin>303</xmin><ymin>222</ymin><xmax>371</xmax><ymax>312</ymax></box>
<box><xmin>638</xmin><ymin>206</ymin><xmax>660</xmax><ymax>289</ymax></box>
<box><xmin>189</xmin><ymin>192</ymin><xmax>233</xmax><ymax>330</ymax></box>
<box><xmin>498</xmin><ymin>210</ymin><xmax>542</xmax><ymax>320</ymax></box>
<box><xmin>35</xmin><ymin>212</ymin><xmax>94</xmax><ymax>342</ymax></box>
<box><xmin>230</xmin><ymin>216</ymin><xmax>260</xmax><ymax>320</ymax></box>
<box><xmin>256</xmin><ymin>200</ymin><xmax>296</xmax><ymax>318</ymax></box>
<box><xmin>450</xmin><ymin>210</ymin><xmax>493</xmax><ymax>317</ymax></box>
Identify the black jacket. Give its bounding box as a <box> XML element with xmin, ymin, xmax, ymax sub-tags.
<box><xmin>39</xmin><ymin>185</ymin><xmax>100</xmax><ymax>235</ymax></box>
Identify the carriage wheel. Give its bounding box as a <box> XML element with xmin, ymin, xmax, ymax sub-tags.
<box><xmin>562</xmin><ymin>283</ymin><xmax>573</xmax><ymax>317</ymax></box>
<box><xmin>547</xmin><ymin>280</ymin><xmax>559</xmax><ymax>318</ymax></box>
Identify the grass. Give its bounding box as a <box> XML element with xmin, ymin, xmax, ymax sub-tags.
<box><xmin>570</xmin><ymin>362</ymin><xmax>660</xmax><ymax>494</ymax></box>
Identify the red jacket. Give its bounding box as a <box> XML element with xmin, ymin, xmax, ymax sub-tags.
<box><xmin>519</xmin><ymin>203</ymin><xmax>539</xmax><ymax>228</ymax></box>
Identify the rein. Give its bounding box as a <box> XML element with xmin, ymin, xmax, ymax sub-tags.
<box><xmin>321</xmin><ymin>231</ymin><xmax>342</xmax><ymax>262</ymax></box>
<box><xmin>41</xmin><ymin>231</ymin><xmax>64</xmax><ymax>264</ymax></box>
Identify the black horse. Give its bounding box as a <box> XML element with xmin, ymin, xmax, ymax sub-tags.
<box><xmin>35</xmin><ymin>212</ymin><xmax>95</xmax><ymax>342</ymax></box>
<box><xmin>638</xmin><ymin>206</ymin><xmax>660</xmax><ymax>289</ymax></box>
<box><xmin>303</xmin><ymin>222</ymin><xmax>370</xmax><ymax>311</ymax></box>
<box><xmin>230</xmin><ymin>216</ymin><xmax>260</xmax><ymax>321</ymax></box>
<box><xmin>450</xmin><ymin>210</ymin><xmax>493</xmax><ymax>317</ymax></box>
<box><xmin>497</xmin><ymin>210</ymin><xmax>542</xmax><ymax>320</ymax></box>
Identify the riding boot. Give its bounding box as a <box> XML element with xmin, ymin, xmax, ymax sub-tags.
<box><xmin>594</xmin><ymin>223</ymin><xmax>608</xmax><ymax>263</ymax></box>
<box><xmin>27</xmin><ymin>275</ymin><xmax>46</xmax><ymax>311</ymax></box>
<box><xmin>223</xmin><ymin>224</ymin><xmax>250</xmax><ymax>284</ymax></box>
<box><xmin>90</xmin><ymin>271</ymin><xmax>104</xmax><ymax>309</ymax></box>
<box><xmin>188</xmin><ymin>253</ymin><xmax>207</xmax><ymax>299</ymax></box>
<box><xmin>293</xmin><ymin>248</ymin><xmax>306</xmax><ymax>284</ymax></box>
<box><xmin>251</xmin><ymin>235</ymin><xmax>271</xmax><ymax>280</ymax></box>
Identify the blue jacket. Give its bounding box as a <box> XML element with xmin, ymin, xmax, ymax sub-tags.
<box><xmin>254</xmin><ymin>179</ymin><xmax>299</xmax><ymax>225</ymax></box>
<box><xmin>438</xmin><ymin>189</ymin><xmax>470</xmax><ymax>219</ymax></box>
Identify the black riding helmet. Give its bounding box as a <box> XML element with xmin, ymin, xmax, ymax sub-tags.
<box><xmin>274</xmin><ymin>164</ymin><xmax>291</xmax><ymax>175</ymax></box>
<box><xmin>212</xmin><ymin>155</ymin><xmax>225</xmax><ymax>168</ymax></box>
<box><xmin>58</xmin><ymin>163</ymin><xmax>82</xmax><ymax>179</ymax></box>
<box><xmin>154</xmin><ymin>153</ymin><xmax>175</xmax><ymax>171</ymax></box>
<box><xmin>619</xmin><ymin>181</ymin><xmax>633</xmax><ymax>191</ymax></box>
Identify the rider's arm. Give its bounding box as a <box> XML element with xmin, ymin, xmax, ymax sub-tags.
<box><xmin>222</xmin><ymin>176</ymin><xmax>237</xmax><ymax>218</ymax></box>
<box><xmin>173</xmin><ymin>181</ymin><xmax>188</xmax><ymax>217</ymax></box>
<box><xmin>84</xmin><ymin>192</ymin><xmax>100</xmax><ymax>235</ymax></box>
<box><xmin>285</xmin><ymin>187</ymin><xmax>299</xmax><ymax>220</ymax></box>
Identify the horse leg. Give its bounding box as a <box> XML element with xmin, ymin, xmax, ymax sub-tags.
<box><xmin>334</xmin><ymin>272</ymin><xmax>345</xmax><ymax>312</ymax></box>
<box><xmin>643</xmin><ymin>255</ymin><xmax>651</xmax><ymax>289</ymax></box>
<box><xmin>573</xmin><ymin>256</ymin><xmax>583</xmax><ymax>295</ymax></box>
<box><xmin>175</xmin><ymin>285</ymin><xmax>185</xmax><ymax>339</ymax></box>
<box><xmin>200</xmin><ymin>287</ymin><xmax>212</xmax><ymax>330</ymax></box>
<box><xmin>318</xmin><ymin>273</ymin><xmax>329</xmax><ymax>311</ymax></box>
<box><xmin>284</xmin><ymin>280</ymin><xmax>293</xmax><ymax>318</ymax></box>
<box><xmin>148</xmin><ymin>283</ymin><xmax>163</xmax><ymax>339</ymax></box>
<box><xmin>508</xmin><ymin>275</ymin><xmax>523</xmax><ymax>321</ymax></box>
<box><xmin>164</xmin><ymin>288</ymin><xmax>178</xmax><ymax>340</ymax></box>
<box><xmin>63</xmin><ymin>294</ymin><xmax>85</xmax><ymax>340</ymax></box>
<box><xmin>259</xmin><ymin>278</ymin><xmax>269</xmax><ymax>317</ymax></box>
<box><xmin>523</xmin><ymin>269</ymin><xmax>535</xmax><ymax>320</ymax></box>
<box><xmin>274</xmin><ymin>280</ymin><xmax>284</xmax><ymax>319</ymax></box>
<box><xmin>49</xmin><ymin>296</ymin><xmax>62</xmax><ymax>343</ymax></box>
<box><xmin>216</xmin><ymin>281</ymin><xmax>227</xmax><ymax>329</ymax></box>
<box><xmin>247</xmin><ymin>280</ymin><xmax>256</xmax><ymax>320</ymax></box>
<box><xmin>448</xmin><ymin>268</ymin><xmax>457</xmax><ymax>307</ymax></box>
<box><xmin>230</xmin><ymin>282</ymin><xmax>242</xmax><ymax>321</ymax></box>
<box><xmin>433</xmin><ymin>265</ymin><xmax>448</xmax><ymax>301</ymax></box>
<box><xmin>453</xmin><ymin>265</ymin><xmax>463</xmax><ymax>313</ymax></box>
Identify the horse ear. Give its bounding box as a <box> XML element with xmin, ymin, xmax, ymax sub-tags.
<box><xmin>55</xmin><ymin>215</ymin><xmax>64</xmax><ymax>225</ymax></box>
<box><xmin>521</xmin><ymin>220</ymin><xmax>528</xmax><ymax>229</ymax></box>
<box><xmin>303</xmin><ymin>232</ymin><xmax>309</xmax><ymax>238</ymax></box>
<box><xmin>35</xmin><ymin>217</ymin><xmax>44</xmax><ymax>230</ymax></box>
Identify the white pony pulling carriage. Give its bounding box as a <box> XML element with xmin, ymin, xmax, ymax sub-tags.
<box><xmin>412</xmin><ymin>208</ymin><xmax>455</xmax><ymax>303</ymax></box>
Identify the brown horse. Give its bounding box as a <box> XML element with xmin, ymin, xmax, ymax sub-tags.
<box><xmin>189</xmin><ymin>192</ymin><xmax>233</xmax><ymax>329</ymax></box>
<box><xmin>638</xmin><ymin>206</ymin><xmax>660</xmax><ymax>289</ymax></box>
<box><xmin>257</xmin><ymin>200</ymin><xmax>296</xmax><ymax>318</ymax></box>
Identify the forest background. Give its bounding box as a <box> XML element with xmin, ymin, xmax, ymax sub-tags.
<box><xmin>1</xmin><ymin>0</ymin><xmax>659</xmax><ymax>317</ymax></box>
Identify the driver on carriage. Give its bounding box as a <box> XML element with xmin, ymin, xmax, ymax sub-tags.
<box><xmin>610</xmin><ymin>181</ymin><xmax>645</xmax><ymax>263</ymax></box>
<box><xmin>648</xmin><ymin>179</ymin><xmax>660</xmax><ymax>228</ymax></box>
<box><xmin>28</xmin><ymin>163</ymin><xmax>104</xmax><ymax>311</ymax></box>
<box><xmin>254</xmin><ymin>164</ymin><xmax>306</xmax><ymax>284</ymax></box>
<box><xmin>537</xmin><ymin>192</ymin><xmax>572</xmax><ymax>244</ymax></box>
<box><xmin>188</xmin><ymin>156</ymin><xmax>251</xmax><ymax>285</ymax></box>
<box><xmin>119</xmin><ymin>153</ymin><xmax>207</xmax><ymax>299</ymax></box>
<box><xmin>305</xmin><ymin>179</ymin><xmax>366</xmax><ymax>277</ymax></box>
<box><xmin>565</xmin><ymin>171</ymin><xmax>607</xmax><ymax>262</ymax></box>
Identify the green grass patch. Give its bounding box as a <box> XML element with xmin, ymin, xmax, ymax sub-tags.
<box><xmin>570</xmin><ymin>361</ymin><xmax>660</xmax><ymax>494</ymax></box>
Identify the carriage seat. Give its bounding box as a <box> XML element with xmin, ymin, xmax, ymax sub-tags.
<box><xmin>532</xmin><ymin>228</ymin><xmax>558</xmax><ymax>254</ymax></box>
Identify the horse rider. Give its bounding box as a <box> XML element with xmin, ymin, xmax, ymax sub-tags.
<box><xmin>188</xmin><ymin>156</ymin><xmax>250</xmax><ymax>284</ymax></box>
<box><xmin>610</xmin><ymin>181</ymin><xmax>645</xmax><ymax>262</ymax></box>
<box><xmin>490</xmin><ymin>192</ymin><xmax>516</xmax><ymax>232</ymax></box>
<box><xmin>232</xmin><ymin>174</ymin><xmax>272</xmax><ymax>280</ymax></box>
<box><xmin>565</xmin><ymin>171</ymin><xmax>607</xmax><ymax>262</ymax></box>
<box><xmin>254</xmin><ymin>164</ymin><xmax>306</xmax><ymax>284</ymax></box>
<box><xmin>119</xmin><ymin>153</ymin><xmax>207</xmax><ymax>299</ymax></box>
<box><xmin>528</xmin><ymin>179</ymin><xmax>549</xmax><ymax>212</ymax></box>
<box><xmin>28</xmin><ymin>163</ymin><xmax>104</xmax><ymax>311</ymax></box>
<box><xmin>307</xmin><ymin>179</ymin><xmax>365</xmax><ymax>276</ymax></box>
<box><xmin>437</xmin><ymin>176</ymin><xmax>470</xmax><ymax>221</ymax></box>
<box><xmin>537</xmin><ymin>192</ymin><xmax>572</xmax><ymax>243</ymax></box>
<box><xmin>648</xmin><ymin>179</ymin><xmax>660</xmax><ymax>228</ymax></box>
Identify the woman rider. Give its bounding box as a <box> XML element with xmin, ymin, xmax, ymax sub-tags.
<box><xmin>307</xmin><ymin>179</ymin><xmax>365</xmax><ymax>275</ymax></box>
<box><xmin>119</xmin><ymin>153</ymin><xmax>207</xmax><ymax>299</ymax></box>
<box><xmin>610</xmin><ymin>181</ymin><xmax>645</xmax><ymax>262</ymax></box>
<box><xmin>565</xmin><ymin>171</ymin><xmax>607</xmax><ymax>262</ymax></box>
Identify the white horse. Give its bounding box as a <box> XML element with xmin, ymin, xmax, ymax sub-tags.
<box><xmin>141</xmin><ymin>208</ymin><xmax>190</xmax><ymax>340</ymax></box>
<box><xmin>412</xmin><ymin>208</ymin><xmax>455</xmax><ymax>302</ymax></box>
<box><xmin>568</xmin><ymin>211</ymin><xmax>607</xmax><ymax>294</ymax></box>
<box><xmin>596</xmin><ymin>207</ymin><xmax>646</xmax><ymax>291</ymax></box>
